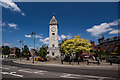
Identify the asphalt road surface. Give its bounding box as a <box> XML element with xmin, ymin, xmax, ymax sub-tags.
<box><xmin>1</xmin><ymin>59</ymin><xmax>120</xmax><ymax>80</ymax></box>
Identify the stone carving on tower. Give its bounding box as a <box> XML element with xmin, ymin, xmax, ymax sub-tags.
<box><xmin>47</xmin><ymin>16</ymin><xmax>60</xmax><ymax>59</ymax></box>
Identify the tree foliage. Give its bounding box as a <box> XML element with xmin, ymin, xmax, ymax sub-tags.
<box><xmin>37</xmin><ymin>45</ymin><xmax>47</xmax><ymax>58</ymax></box>
<box><xmin>22</xmin><ymin>45</ymin><xmax>30</xmax><ymax>57</ymax></box>
<box><xmin>59</xmin><ymin>38</ymin><xmax>67</xmax><ymax>54</ymax></box>
<box><xmin>61</xmin><ymin>35</ymin><xmax>91</xmax><ymax>55</ymax></box>
<box><xmin>59</xmin><ymin>38</ymin><xmax>67</xmax><ymax>47</ymax></box>
<box><xmin>2</xmin><ymin>46</ymin><xmax>10</xmax><ymax>55</ymax></box>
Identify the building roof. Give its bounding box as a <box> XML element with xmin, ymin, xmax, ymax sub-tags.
<box><xmin>49</xmin><ymin>16</ymin><xmax>58</xmax><ymax>25</ymax></box>
<box><xmin>11</xmin><ymin>47</ymin><xmax>20</xmax><ymax>49</ymax></box>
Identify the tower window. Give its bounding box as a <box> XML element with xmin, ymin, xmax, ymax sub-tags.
<box><xmin>52</xmin><ymin>45</ymin><xmax>54</xmax><ymax>47</ymax></box>
<box><xmin>52</xmin><ymin>33</ymin><xmax>55</xmax><ymax>35</ymax></box>
<box><xmin>52</xmin><ymin>52</ymin><xmax>54</xmax><ymax>56</ymax></box>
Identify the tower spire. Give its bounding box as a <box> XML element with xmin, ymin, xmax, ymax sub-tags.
<box><xmin>49</xmin><ymin>15</ymin><xmax>58</xmax><ymax>24</ymax></box>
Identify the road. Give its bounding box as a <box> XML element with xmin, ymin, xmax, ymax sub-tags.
<box><xmin>1</xmin><ymin>59</ymin><xmax>120</xmax><ymax>80</ymax></box>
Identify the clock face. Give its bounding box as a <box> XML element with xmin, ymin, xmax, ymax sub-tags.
<box><xmin>51</xmin><ymin>27</ymin><xmax>56</xmax><ymax>32</ymax></box>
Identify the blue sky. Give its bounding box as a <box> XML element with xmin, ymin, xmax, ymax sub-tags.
<box><xmin>1</xmin><ymin>2</ymin><xmax>119</xmax><ymax>50</ymax></box>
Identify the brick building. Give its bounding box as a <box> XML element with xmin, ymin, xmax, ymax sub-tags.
<box><xmin>98</xmin><ymin>35</ymin><xmax>120</xmax><ymax>53</ymax></box>
<box><xmin>10</xmin><ymin>47</ymin><xmax>20</xmax><ymax>58</ymax></box>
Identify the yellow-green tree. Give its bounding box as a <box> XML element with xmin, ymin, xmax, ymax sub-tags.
<box><xmin>61</xmin><ymin>35</ymin><xmax>91</xmax><ymax>55</ymax></box>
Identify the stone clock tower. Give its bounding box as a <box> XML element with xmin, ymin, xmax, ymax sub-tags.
<box><xmin>47</xmin><ymin>16</ymin><xmax>60</xmax><ymax>59</ymax></box>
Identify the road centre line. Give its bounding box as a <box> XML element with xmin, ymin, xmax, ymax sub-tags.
<box><xmin>18</xmin><ymin>69</ymin><xmax>47</xmax><ymax>75</ymax></box>
<box><xmin>9</xmin><ymin>66</ymin><xmax>18</xmax><ymax>68</ymax></box>
<box><xmin>19</xmin><ymin>70</ymin><xmax>33</xmax><ymax>73</ymax></box>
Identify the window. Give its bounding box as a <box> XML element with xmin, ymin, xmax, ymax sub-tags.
<box><xmin>52</xmin><ymin>45</ymin><xmax>54</xmax><ymax>47</ymax></box>
<box><xmin>52</xmin><ymin>52</ymin><xmax>54</xmax><ymax>56</ymax></box>
<box><xmin>52</xmin><ymin>33</ymin><xmax>55</xmax><ymax>35</ymax></box>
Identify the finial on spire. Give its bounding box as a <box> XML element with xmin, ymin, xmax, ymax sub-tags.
<box><xmin>52</xmin><ymin>12</ymin><xmax>55</xmax><ymax>16</ymax></box>
<box><xmin>49</xmin><ymin>15</ymin><xmax>58</xmax><ymax>24</ymax></box>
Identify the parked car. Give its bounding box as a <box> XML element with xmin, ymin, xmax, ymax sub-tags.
<box><xmin>106</xmin><ymin>56</ymin><xmax>120</xmax><ymax>64</ymax></box>
<box><xmin>33</xmin><ymin>56</ymin><xmax>47</xmax><ymax>61</ymax></box>
<box><xmin>38</xmin><ymin>57</ymin><xmax>44</xmax><ymax>61</ymax></box>
<box><xmin>38</xmin><ymin>57</ymin><xmax>47</xmax><ymax>61</ymax></box>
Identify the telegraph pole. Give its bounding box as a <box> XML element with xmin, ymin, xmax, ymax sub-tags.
<box><xmin>19</xmin><ymin>40</ymin><xmax>24</xmax><ymax>61</ymax></box>
<box><xmin>32</xmin><ymin>31</ymin><xmax>36</xmax><ymax>63</ymax></box>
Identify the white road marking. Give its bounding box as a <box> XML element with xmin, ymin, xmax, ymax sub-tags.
<box><xmin>35</xmin><ymin>70</ymin><xmax>47</xmax><ymax>73</ymax></box>
<box><xmin>9</xmin><ymin>72</ymin><xmax>23</xmax><ymax>77</ymax></box>
<box><xmin>61</xmin><ymin>73</ymin><xmax>82</xmax><ymax>79</ymax></box>
<box><xmin>34</xmin><ymin>72</ymin><xmax>43</xmax><ymax>75</ymax></box>
<box><xmin>19</xmin><ymin>70</ymin><xmax>33</xmax><ymax>73</ymax></box>
<box><xmin>1</xmin><ymin>72</ymin><xmax>23</xmax><ymax>77</ymax></box>
<box><xmin>34</xmin><ymin>70</ymin><xmax>47</xmax><ymax>75</ymax></box>
<box><xmin>60</xmin><ymin>73</ymin><xmax>115</xmax><ymax>80</ymax></box>
<box><xmin>1</xmin><ymin>72</ymin><xmax>9</xmax><ymax>75</ymax></box>
<box><xmin>18</xmin><ymin>69</ymin><xmax>47</xmax><ymax>75</ymax></box>
<box><xmin>2</xmin><ymin>68</ymin><xmax>10</xmax><ymax>70</ymax></box>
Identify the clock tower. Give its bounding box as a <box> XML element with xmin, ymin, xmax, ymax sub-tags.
<box><xmin>47</xmin><ymin>16</ymin><xmax>60</xmax><ymax>59</ymax></box>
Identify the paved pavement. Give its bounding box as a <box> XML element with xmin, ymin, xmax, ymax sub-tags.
<box><xmin>13</xmin><ymin>58</ymin><xmax>119</xmax><ymax>70</ymax></box>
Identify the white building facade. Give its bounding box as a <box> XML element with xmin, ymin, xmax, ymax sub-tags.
<box><xmin>47</xmin><ymin>16</ymin><xmax>60</xmax><ymax>59</ymax></box>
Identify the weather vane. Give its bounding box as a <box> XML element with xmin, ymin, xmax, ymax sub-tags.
<box><xmin>52</xmin><ymin>12</ymin><xmax>55</xmax><ymax>16</ymax></box>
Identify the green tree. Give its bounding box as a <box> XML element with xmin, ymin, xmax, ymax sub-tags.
<box><xmin>59</xmin><ymin>38</ymin><xmax>67</xmax><ymax>47</ymax></box>
<box><xmin>22</xmin><ymin>45</ymin><xmax>30</xmax><ymax>57</ymax></box>
<box><xmin>61</xmin><ymin>35</ymin><xmax>91</xmax><ymax>55</ymax></box>
<box><xmin>38</xmin><ymin>45</ymin><xmax>47</xmax><ymax>58</ymax></box>
<box><xmin>2</xmin><ymin>46</ymin><xmax>10</xmax><ymax>56</ymax></box>
<box><xmin>59</xmin><ymin>38</ymin><xmax>67</xmax><ymax>55</ymax></box>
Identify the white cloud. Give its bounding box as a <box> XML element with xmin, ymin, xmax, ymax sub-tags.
<box><xmin>29</xmin><ymin>47</ymin><xmax>34</xmax><ymax>49</ymax></box>
<box><xmin>86</xmin><ymin>19</ymin><xmax>119</xmax><ymax>37</ymax></box>
<box><xmin>66</xmin><ymin>34</ymin><xmax>72</xmax><ymax>39</ymax></box>
<box><xmin>36</xmin><ymin>35</ymin><xmax>43</xmax><ymax>38</ymax></box>
<box><xmin>36</xmin><ymin>44</ymin><xmax>40</xmax><ymax>47</ymax></box>
<box><xmin>25</xmin><ymin>34</ymin><xmax>31</xmax><ymax>38</ymax></box>
<box><xmin>8</xmin><ymin>23</ymin><xmax>18</xmax><ymax>29</ymax></box>
<box><xmin>16</xmin><ymin>45</ymin><xmax>23</xmax><ymax>48</ymax></box>
<box><xmin>39</xmin><ymin>37</ymin><xmax>49</xmax><ymax>44</ymax></box>
<box><xmin>61</xmin><ymin>35</ymin><xmax>67</xmax><ymax>39</ymax></box>
<box><xmin>109</xmin><ymin>29</ymin><xmax>120</xmax><ymax>34</ymax></box>
<box><xmin>58</xmin><ymin>36</ymin><xmax>61</xmax><ymax>40</ymax></box>
<box><xmin>3</xmin><ymin>43</ymin><xmax>12</xmax><ymax>46</ymax></box>
<box><xmin>0</xmin><ymin>0</ymin><xmax>25</xmax><ymax>16</ymax></box>
<box><xmin>25</xmin><ymin>34</ymin><xmax>43</xmax><ymax>38</ymax></box>
<box><xmin>60</xmin><ymin>34</ymin><xmax>72</xmax><ymax>39</ymax></box>
<box><xmin>39</xmin><ymin>34</ymin><xmax>72</xmax><ymax>44</ymax></box>
<box><xmin>22</xmin><ymin>12</ymin><xmax>25</xmax><ymax>16</ymax></box>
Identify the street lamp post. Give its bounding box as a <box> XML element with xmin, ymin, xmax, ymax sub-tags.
<box><xmin>19</xmin><ymin>40</ymin><xmax>24</xmax><ymax>61</ymax></box>
<box><xmin>32</xmin><ymin>31</ymin><xmax>36</xmax><ymax>63</ymax></box>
